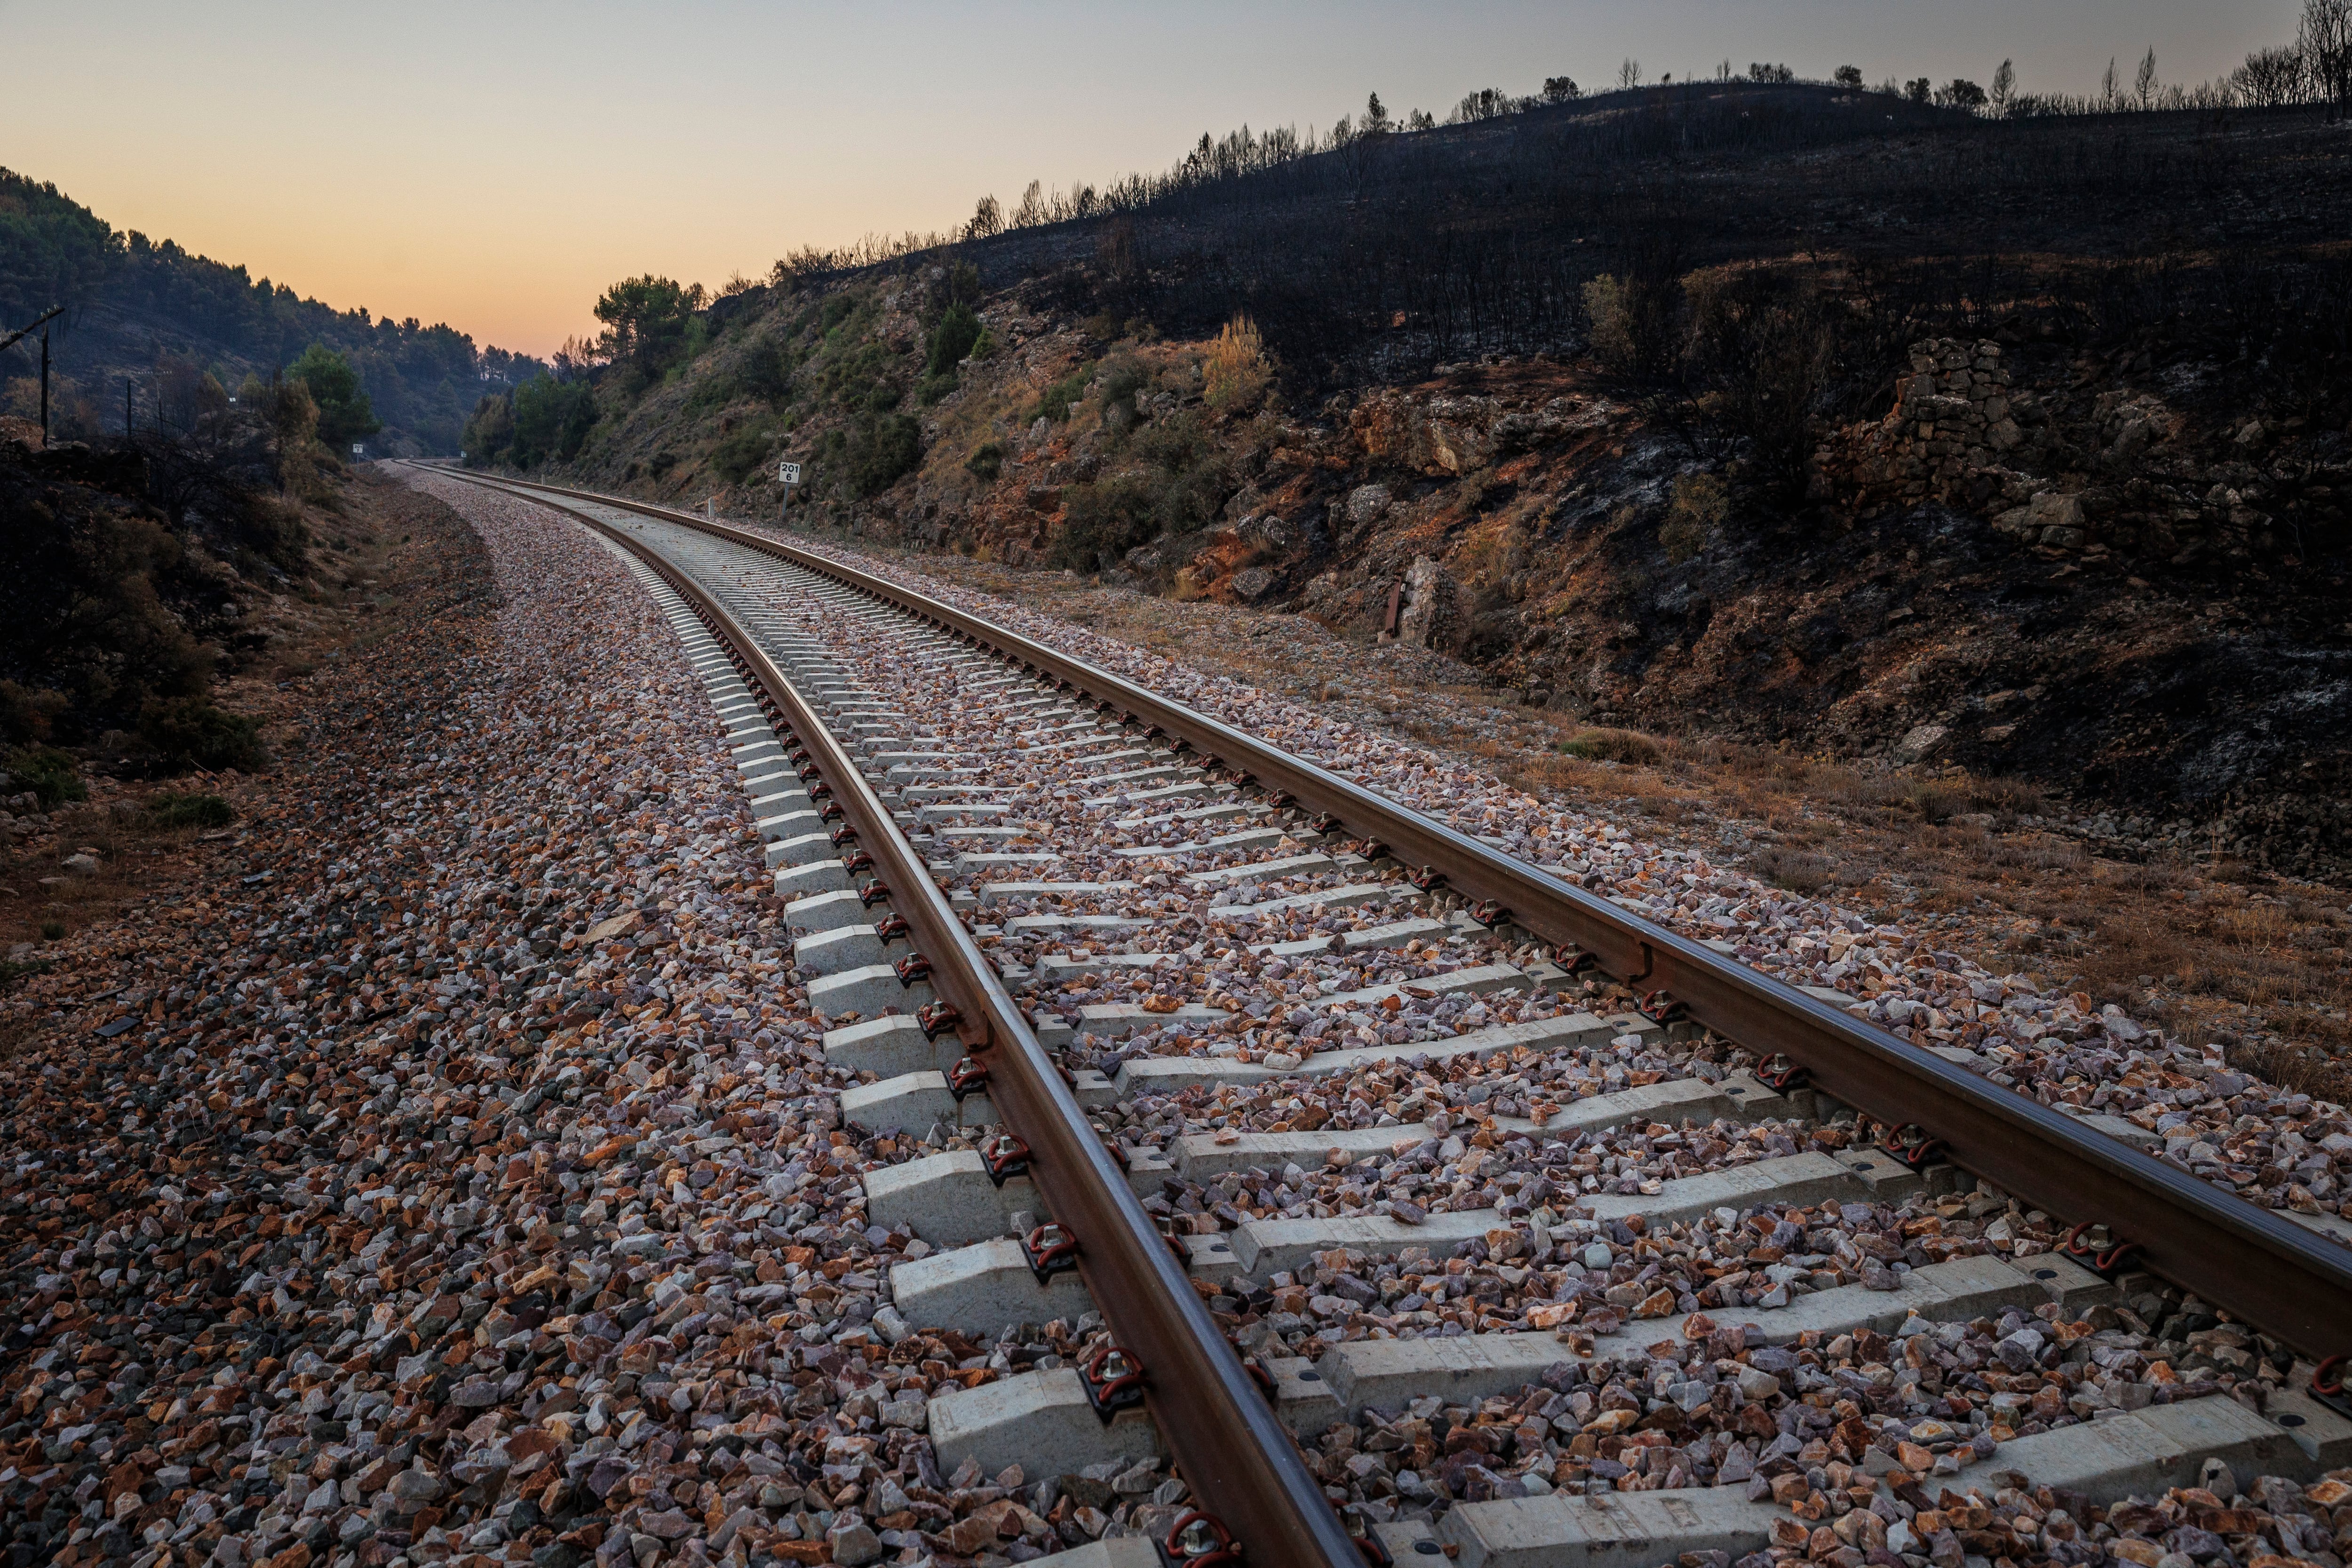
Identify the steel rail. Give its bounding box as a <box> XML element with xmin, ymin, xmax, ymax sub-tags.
<box><xmin>422</xmin><ymin>466</ymin><xmax>1368</xmax><ymax>1568</ymax></box>
<box><xmin>438</xmin><ymin>466</ymin><xmax>2352</xmax><ymax>1363</ymax></box>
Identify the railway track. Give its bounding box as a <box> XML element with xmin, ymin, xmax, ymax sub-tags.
<box><xmin>413</xmin><ymin>464</ymin><xmax>2352</xmax><ymax>1568</ymax></box>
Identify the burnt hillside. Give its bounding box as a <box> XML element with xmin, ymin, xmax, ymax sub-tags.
<box><xmin>476</xmin><ymin>86</ymin><xmax>2352</xmax><ymax>878</ymax></box>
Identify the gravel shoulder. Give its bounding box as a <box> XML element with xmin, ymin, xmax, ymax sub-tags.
<box><xmin>0</xmin><ymin>478</ymin><xmax>926</xmax><ymax>1568</ymax></box>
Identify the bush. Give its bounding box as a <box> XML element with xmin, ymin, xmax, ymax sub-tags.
<box><xmin>915</xmin><ymin>372</ymin><xmax>959</xmax><ymax>406</ymax></box>
<box><xmin>1679</xmin><ymin>266</ymin><xmax>1834</xmax><ymax>488</ymax></box>
<box><xmin>147</xmin><ymin>791</ymin><xmax>236</xmax><ymax>828</ymax></box>
<box><xmin>288</xmin><ymin>343</ymin><xmax>382</xmax><ymax>450</ymax></box>
<box><xmin>1033</xmin><ymin>366</ymin><xmax>1095</xmax><ymax>424</ymax></box>
<box><xmin>926</xmin><ymin>303</ymin><xmax>983</xmax><ymax>376</ymax></box>
<box><xmin>828</xmin><ymin>414</ymin><xmax>922</xmax><ymax>498</ymax></box>
<box><xmin>1096</xmin><ymin>355</ymin><xmax>1151</xmax><ymax>422</ymax></box>
<box><xmin>1050</xmin><ymin>408</ymin><xmax>1232</xmax><ymax>568</ymax></box>
<box><xmin>139</xmin><ymin>697</ymin><xmax>266</xmax><ymax>773</ymax></box>
<box><xmin>7</xmin><ymin>744</ymin><xmax>86</xmax><ymax>807</ymax></box>
<box><xmin>507</xmin><ymin>375</ymin><xmax>598</xmax><ymax>467</ymax></box>
<box><xmin>1905</xmin><ymin>781</ymin><xmax>1965</xmax><ymax>822</ymax></box>
<box><xmin>1967</xmin><ymin>775</ymin><xmax>2049</xmax><ymax>818</ymax></box>
<box><xmin>1658</xmin><ymin>473</ymin><xmax>1728</xmax><ymax>563</ymax></box>
<box><xmin>1556</xmin><ymin>727</ymin><xmax>1662</xmax><ymax>764</ymax></box>
<box><xmin>711</xmin><ymin>423</ymin><xmax>774</xmax><ymax>483</ymax></box>
<box><xmin>1582</xmin><ymin>276</ymin><xmax>1638</xmax><ymax>368</ymax></box>
<box><xmin>738</xmin><ymin>339</ymin><xmax>793</xmax><ymax>403</ymax></box>
<box><xmin>1202</xmin><ymin>315</ymin><xmax>1273</xmax><ymax>413</ymax></box>
<box><xmin>40</xmin><ymin>920</ymin><xmax>64</xmax><ymax>941</ymax></box>
<box><xmin>0</xmin><ymin>682</ymin><xmax>68</xmax><ymax>745</ymax></box>
<box><xmin>461</xmin><ymin>390</ymin><xmax>514</xmax><ymax>467</ymax></box>
<box><xmin>1052</xmin><ymin>474</ymin><xmax>1164</xmax><ymax>569</ymax></box>
<box><xmin>966</xmin><ymin>442</ymin><xmax>1005</xmax><ymax>482</ymax></box>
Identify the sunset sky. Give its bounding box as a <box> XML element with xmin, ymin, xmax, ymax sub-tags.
<box><xmin>5</xmin><ymin>0</ymin><xmax>2307</xmax><ymax>360</ymax></box>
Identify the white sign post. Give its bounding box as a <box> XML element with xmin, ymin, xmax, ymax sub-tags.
<box><xmin>778</xmin><ymin>459</ymin><xmax>801</xmax><ymax>527</ymax></box>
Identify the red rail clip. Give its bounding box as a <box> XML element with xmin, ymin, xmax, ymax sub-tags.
<box><xmin>1157</xmin><ymin>1511</ymin><xmax>1243</xmax><ymax>1567</ymax></box>
<box><xmin>1022</xmin><ymin>1222</ymin><xmax>1081</xmax><ymax>1285</ymax></box>
<box><xmin>1149</xmin><ymin>1210</ymin><xmax>1191</xmax><ymax>1264</ymax></box>
<box><xmin>2312</xmin><ymin>1356</ymin><xmax>2352</xmax><ymax>1419</ymax></box>
<box><xmin>858</xmin><ymin>882</ymin><xmax>893</xmax><ymax>907</ymax></box>
<box><xmin>1467</xmin><ymin>899</ymin><xmax>1512</xmax><ymax>929</ymax></box>
<box><xmin>1756</xmin><ymin>1053</ymin><xmax>1811</xmax><ymax>1092</ymax></box>
<box><xmin>828</xmin><ymin>824</ymin><xmax>856</xmax><ymax>846</ymax></box>
<box><xmin>1636</xmin><ymin>989</ymin><xmax>1685</xmax><ymax>1024</ymax></box>
<box><xmin>978</xmin><ymin>1134</ymin><xmax>1031</xmax><ymax>1186</ymax></box>
<box><xmin>1309</xmin><ymin>812</ymin><xmax>1343</xmax><ymax>837</ymax></box>
<box><xmin>2060</xmin><ymin>1221</ymin><xmax>2143</xmax><ymax>1279</ymax></box>
<box><xmin>915</xmin><ymin>1001</ymin><xmax>961</xmax><ymax>1040</ymax></box>
<box><xmin>892</xmin><ymin>953</ymin><xmax>932</xmax><ymax>986</ymax></box>
<box><xmin>946</xmin><ymin>1055</ymin><xmax>990</xmax><ymax>1100</ymax></box>
<box><xmin>1080</xmin><ymin>1343</ymin><xmax>1148</xmax><ymax>1423</ymax></box>
<box><xmin>872</xmin><ymin>912</ymin><xmax>911</xmax><ymax>943</ymax></box>
<box><xmin>1407</xmin><ymin>865</ymin><xmax>1447</xmax><ymax>892</ymax></box>
<box><xmin>1879</xmin><ymin>1123</ymin><xmax>1948</xmax><ymax>1171</ymax></box>
<box><xmin>840</xmin><ymin>849</ymin><xmax>875</xmax><ymax>875</ymax></box>
<box><xmin>1343</xmin><ymin>1510</ymin><xmax>1395</xmax><ymax>1566</ymax></box>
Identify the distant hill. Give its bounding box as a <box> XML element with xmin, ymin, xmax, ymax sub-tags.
<box><xmin>0</xmin><ymin>167</ymin><xmax>541</xmax><ymax>454</ymax></box>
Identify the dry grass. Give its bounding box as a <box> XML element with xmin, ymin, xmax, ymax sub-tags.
<box><xmin>2225</xmin><ymin>1035</ymin><xmax>2352</xmax><ymax>1105</ymax></box>
<box><xmin>1752</xmin><ymin>844</ymin><xmax>1839</xmax><ymax>894</ymax></box>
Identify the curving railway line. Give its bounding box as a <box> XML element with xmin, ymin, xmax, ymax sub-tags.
<box><xmin>411</xmin><ymin>464</ymin><xmax>2352</xmax><ymax>1568</ymax></box>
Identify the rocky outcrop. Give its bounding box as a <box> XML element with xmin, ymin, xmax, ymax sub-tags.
<box><xmin>1379</xmin><ymin>554</ymin><xmax>1467</xmax><ymax>653</ymax></box>
<box><xmin>1347</xmin><ymin>389</ymin><xmax>1615</xmax><ymax>475</ymax></box>
<box><xmin>1814</xmin><ymin>338</ymin><xmax>2048</xmax><ymax>518</ymax></box>
<box><xmin>1805</xmin><ymin>338</ymin><xmax>2349</xmax><ymax>564</ymax></box>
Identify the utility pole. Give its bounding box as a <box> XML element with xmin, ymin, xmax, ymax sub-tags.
<box><xmin>0</xmin><ymin>306</ymin><xmax>64</xmax><ymax>445</ymax></box>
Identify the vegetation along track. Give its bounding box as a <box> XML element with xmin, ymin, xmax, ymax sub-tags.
<box><xmin>411</xmin><ymin>465</ymin><xmax>2352</xmax><ymax>1568</ymax></box>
